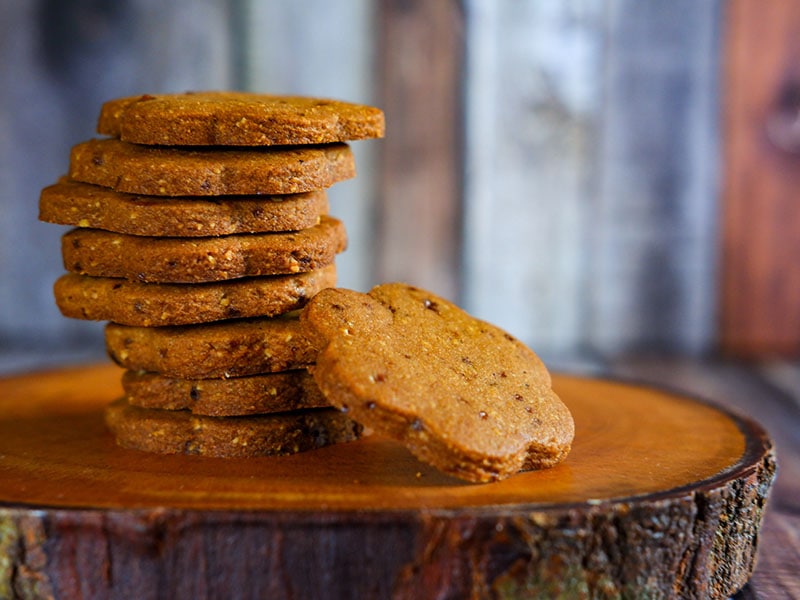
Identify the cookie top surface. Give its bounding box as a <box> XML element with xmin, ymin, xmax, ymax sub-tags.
<box><xmin>301</xmin><ymin>284</ymin><xmax>575</xmax><ymax>483</ymax></box>
<box><xmin>69</xmin><ymin>139</ymin><xmax>355</xmax><ymax>196</ymax></box>
<box><xmin>98</xmin><ymin>92</ymin><xmax>385</xmax><ymax>146</ymax></box>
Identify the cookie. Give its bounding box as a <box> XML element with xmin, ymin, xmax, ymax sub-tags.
<box><xmin>122</xmin><ymin>369</ymin><xmax>327</xmax><ymax>417</ymax></box>
<box><xmin>97</xmin><ymin>92</ymin><xmax>385</xmax><ymax>146</ymax></box>
<box><xmin>40</xmin><ymin>178</ymin><xmax>329</xmax><ymax>237</ymax></box>
<box><xmin>62</xmin><ymin>215</ymin><xmax>346</xmax><ymax>283</ymax></box>
<box><xmin>69</xmin><ymin>139</ymin><xmax>355</xmax><ymax>196</ymax></box>
<box><xmin>54</xmin><ymin>264</ymin><xmax>336</xmax><ymax>327</ymax></box>
<box><xmin>106</xmin><ymin>315</ymin><xmax>316</xmax><ymax>379</ymax></box>
<box><xmin>105</xmin><ymin>398</ymin><xmax>361</xmax><ymax>457</ymax></box>
<box><xmin>301</xmin><ymin>283</ymin><xmax>574</xmax><ymax>483</ymax></box>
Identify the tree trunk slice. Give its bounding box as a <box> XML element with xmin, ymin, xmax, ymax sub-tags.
<box><xmin>0</xmin><ymin>364</ymin><xmax>776</xmax><ymax>599</ymax></box>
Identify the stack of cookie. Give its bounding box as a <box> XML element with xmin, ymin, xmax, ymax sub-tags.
<box><xmin>39</xmin><ymin>92</ymin><xmax>384</xmax><ymax>457</ymax></box>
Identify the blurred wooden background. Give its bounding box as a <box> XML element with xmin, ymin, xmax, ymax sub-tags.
<box><xmin>1</xmin><ymin>0</ymin><xmax>798</xmax><ymax>372</ymax></box>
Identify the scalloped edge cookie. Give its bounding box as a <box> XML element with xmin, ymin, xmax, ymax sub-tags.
<box><xmin>301</xmin><ymin>283</ymin><xmax>574</xmax><ymax>483</ymax></box>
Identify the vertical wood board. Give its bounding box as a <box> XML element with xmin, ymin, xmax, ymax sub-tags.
<box><xmin>463</xmin><ymin>0</ymin><xmax>721</xmax><ymax>358</ymax></box>
<box><xmin>462</xmin><ymin>0</ymin><xmax>602</xmax><ymax>357</ymax></box>
<box><xmin>376</xmin><ymin>0</ymin><xmax>464</xmax><ymax>301</ymax></box>
<box><xmin>589</xmin><ymin>0</ymin><xmax>721</xmax><ymax>356</ymax></box>
<box><xmin>241</xmin><ymin>0</ymin><xmax>379</xmax><ymax>293</ymax></box>
<box><xmin>721</xmin><ymin>0</ymin><xmax>800</xmax><ymax>357</ymax></box>
<box><xmin>0</xmin><ymin>0</ymin><xmax>234</xmax><ymax>359</ymax></box>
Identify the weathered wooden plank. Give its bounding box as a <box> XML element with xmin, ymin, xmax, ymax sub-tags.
<box><xmin>376</xmin><ymin>0</ymin><xmax>464</xmax><ymax>301</ymax></box>
<box><xmin>463</xmin><ymin>0</ymin><xmax>721</xmax><ymax>359</ymax></box>
<box><xmin>241</xmin><ymin>0</ymin><xmax>379</xmax><ymax>293</ymax></box>
<box><xmin>0</xmin><ymin>0</ymin><xmax>234</xmax><ymax>366</ymax></box>
<box><xmin>589</xmin><ymin>0</ymin><xmax>721</xmax><ymax>357</ymax></box>
<box><xmin>462</xmin><ymin>0</ymin><xmax>602</xmax><ymax>357</ymax></box>
<box><xmin>721</xmin><ymin>0</ymin><xmax>800</xmax><ymax>357</ymax></box>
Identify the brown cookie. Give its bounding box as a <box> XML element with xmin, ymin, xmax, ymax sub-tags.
<box><xmin>105</xmin><ymin>398</ymin><xmax>361</xmax><ymax>457</ymax></box>
<box><xmin>122</xmin><ymin>369</ymin><xmax>327</xmax><ymax>417</ymax></box>
<box><xmin>40</xmin><ymin>177</ymin><xmax>329</xmax><ymax>237</ymax></box>
<box><xmin>106</xmin><ymin>315</ymin><xmax>316</xmax><ymax>379</ymax></box>
<box><xmin>98</xmin><ymin>92</ymin><xmax>385</xmax><ymax>146</ymax></box>
<box><xmin>54</xmin><ymin>264</ymin><xmax>336</xmax><ymax>327</ymax></box>
<box><xmin>69</xmin><ymin>139</ymin><xmax>355</xmax><ymax>196</ymax></box>
<box><xmin>301</xmin><ymin>283</ymin><xmax>575</xmax><ymax>483</ymax></box>
<box><xmin>62</xmin><ymin>215</ymin><xmax>346</xmax><ymax>283</ymax></box>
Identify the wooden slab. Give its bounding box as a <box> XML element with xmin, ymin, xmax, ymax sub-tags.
<box><xmin>0</xmin><ymin>364</ymin><xmax>775</xmax><ymax>599</ymax></box>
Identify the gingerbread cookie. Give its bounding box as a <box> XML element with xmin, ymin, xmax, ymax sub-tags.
<box><xmin>54</xmin><ymin>264</ymin><xmax>336</xmax><ymax>327</ymax></box>
<box><xmin>98</xmin><ymin>92</ymin><xmax>385</xmax><ymax>146</ymax></box>
<box><xmin>105</xmin><ymin>398</ymin><xmax>361</xmax><ymax>457</ymax></box>
<box><xmin>62</xmin><ymin>216</ymin><xmax>346</xmax><ymax>283</ymax></box>
<box><xmin>69</xmin><ymin>139</ymin><xmax>355</xmax><ymax>196</ymax></box>
<box><xmin>40</xmin><ymin>178</ymin><xmax>329</xmax><ymax>237</ymax></box>
<box><xmin>122</xmin><ymin>369</ymin><xmax>326</xmax><ymax>417</ymax></box>
<box><xmin>301</xmin><ymin>283</ymin><xmax>574</xmax><ymax>483</ymax></box>
<box><xmin>106</xmin><ymin>315</ymin><xmax>316</xmax><ymax>379</ymax></box>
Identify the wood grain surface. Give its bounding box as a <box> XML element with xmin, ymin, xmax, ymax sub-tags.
<box><xmin>0</xmin><ymin>363</ymin><xmax>775</xmax><ymax>599</ymax></box>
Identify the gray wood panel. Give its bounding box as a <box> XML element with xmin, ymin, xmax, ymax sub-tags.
<box><xmin>590</xmin><ymin>0</ymin><xmax>721</xmax><ymax>357</ymax></box>
<box><xmin>0</xmin><ymin>0</ymin><xmax>234</xmax><ymax>367</ymax></box>
<box><xmin>241</xmin><ymin>0</ymin><xmax>379</xmax><ymax>294</ymax></box>
<box><xmin>463</xmin><ymin>0</ymin><xmax>602</xmax><ymax>358</ymax></box>
<box><xmin>462</xmin><ymin>0</ymin><xmax>721</xmax><ymax>359</ymax></box>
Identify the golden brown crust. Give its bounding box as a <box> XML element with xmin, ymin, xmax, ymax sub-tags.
<box><xmin>69</xmin><ymin>139</ymin><xmax>355</xmax><ymax>196</ymax></box>
<box><xmin>98</xmin><ymin>92</ymin><xmax>385</xmax><ymax>146</ymax></box>
<box><xmin>62</xmin><ymin>216</ymin><xmax>347</xmax><ymax>283</ymax></box>
<box><xmin>104</xmin><ymin>398</ymin><xmax>361</xmax><ymax>457</ymax></box>
<box><xmin>54</xmin><ymin>265</ymin><xmax>336</xmax><ymax>326</ymax></box>
<box><xmin>122</xmin><ymin>370</ymin><xmax>327</xmax><ymax>416</ymax></box>
<box><xmin>40</xmin><ymin>178</ymin><xmax>329</xmax><ymax>237</ymax></box>
<box><xmin>105</xmin><ymin>315</ymin><xmax>317</xmax><ymax>379</ymax></box>
<box><xmin>301</xmin><ymin>284</ymin><xmax>575</xmax><ymax>483</ymax></box>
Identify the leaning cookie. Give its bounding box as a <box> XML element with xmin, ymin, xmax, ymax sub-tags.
<box><xmin>300</xmin><ymin>283</ymin><xmax>574</xmax><ymax>483</ymax></box>
<box><xmin>105</xmin><ymin>398</ymin><xmax>361</xmax><ymax>457</ymax></box>
<box><xmin>98</xmin><ymin>91</ymin><xmax>385</xmax><ymax>146</ymax></box>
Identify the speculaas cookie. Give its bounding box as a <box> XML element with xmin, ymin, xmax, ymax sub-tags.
<box><xmin>301</xmin><ymin>283</ymin><xmax>574</xmax><ymax>483</ymax></box>
<box><xmin>106</xmin><ymin>315</ymin><xmax>316</xmax><ymax>379</ymax></box>
<box><xmin>40</xmin><ymin>178</ymin><xmax>329</xmax><ymax>237</ymax></box>
<box><xmin>69</xmin><ymin>139</ymin><xmax>355</xmax><ymax>196</ymax></box>
<box><xmin>105</xmin><ymin>398</ymin><xmax>361</xmax><ymax>457</ymax></box>
<box><xmin>54</xmin><ymin>264</ymin><xmax>336</xmax><ymax>327</ymax></box>
<box><xmin>122</xmin><ymin>369</ymin><xmax>326</xmax><ymax>417</ymax></box>
<box><xmin>98</xmin><ymin>91</ymin><xmax>385</xmax><ymax>146</ymax></box>
<box><xmin>62</xmin><ymin>215</ymin><xmax>346</xmax><ymax>283</ymax></box>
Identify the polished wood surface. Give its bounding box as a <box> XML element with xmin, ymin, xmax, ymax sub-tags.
<box><xmin>0</xmin><ymin>364</ymin><xmax>753</xmax><ymax>511</ymax></box>
<box><xmin>608</xmin><ymin>357</ymin><xmax>800</xmax><ymax>600</ymax></box>
<box><xmin>0</xmin><ymin>363</ymin><xmax>776</xmax><ymax>598</ymax></box>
